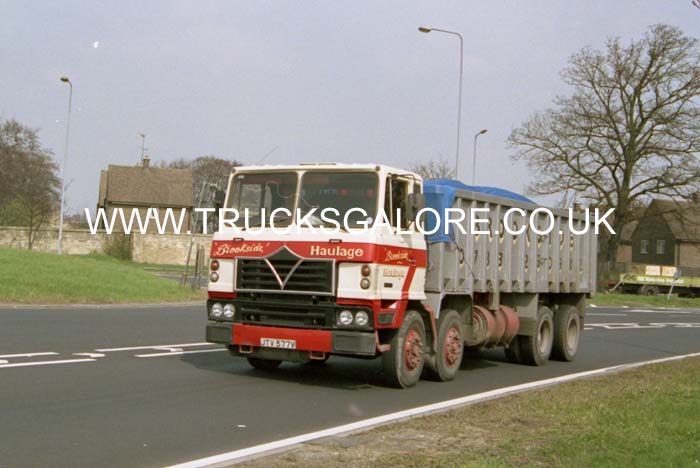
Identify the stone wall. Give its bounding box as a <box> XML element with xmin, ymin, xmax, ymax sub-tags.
<box><xmin>0</xmin><ymin>226</ymin><xmax>212</xmax><ymax>266</ymax></box>
<box><xmin>131</xmin><ymin>232</ymin><xmax>212</xmax><ymax>265</ymax></box>
<box><xmin>0</xmin><ymin>226</ymin><xmax>107</xmax><ymax>255</ymax></box>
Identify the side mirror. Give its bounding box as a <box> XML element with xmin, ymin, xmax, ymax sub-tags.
<box><xmin>406</xmin><ymin>193</ymin><xmax>426</xmax><ymax>222</ymax></box>
<box><xmin>213</xmin><ymin>190</ymin><xmax>226</xmax><ymax>210</ymax></box>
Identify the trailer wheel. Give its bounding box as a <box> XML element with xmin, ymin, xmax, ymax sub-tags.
<box><xmin>551</xmin><ymin>305</ymin><xmax>581</xmax><ymax>361</ymax></box>
<box><xmin>382</xmin><ymin>310</ymin><xmax>426</xmax><ymax>388</ymax></box>
<box><xmin>423</xmin><ymin>309</ymin><xmax>464</xmax><ymax>382</ymax></box>
<box><xmin>504</xmin><ymin>336</ymin><xmax>522</xmax><ymax>364</ymax></box>
<box><xmin>639</xmin><ymin>285</ymin><xmax>660</xmax><ymax>296</ymax></box>
<box><xmin>519</xmin><ymin>306</ymin><xmax>554</xmax><ymax>366</ymax></box>
<box><xmin>246</xmin><ymin>357</ymin><xmax>282</xmax><ymax>370</ymax></box>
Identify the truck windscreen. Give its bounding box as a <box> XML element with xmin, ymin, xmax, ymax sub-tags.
<box><xmin>227</xmin><ymin>172</ymin><xmax>298</xmax><ymax>226</ymax></box>
<box><xmin>298</xmin><ymin>171</ymin><xmax>378</xmax><ymax>228</ymax></box>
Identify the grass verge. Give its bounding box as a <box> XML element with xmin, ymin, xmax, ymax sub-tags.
<box><xmin>0</xmin><ymin>248</ymin><xmax>204</xmax><ymax>304</ymax></box>
<box><xmin>591</xmin><ymin>291</ymin><xmax>700</xmax><ymax>308</ymax></box>
<box><xmin>241</xmin><ymin>357</ymin><xmax>700</xmax><ymax>468</ymax></box>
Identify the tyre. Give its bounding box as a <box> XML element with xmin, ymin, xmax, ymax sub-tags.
<box><xmin>551</xmin><ymin>305</ymin><xmax>581</xmax><ymax>361</ymax></box>
<box><xmin>639</xmin><ymin>285</ymin><xmax>660</xmax><ymax>296</ymax></box>
<box><xmin>246</xmin><ymin>357</ymin><xmax>282</xmax><ymax>370</ymax></box>
<box><xmin>519</xmin><ymin>306</ymin><xmax>554</xmax><ymax>366</ymax></box>
<box><xmin>382</xmin><ymin>310</ymin><xmax>427</xmax><ymax>388</ymax></box>
<box><xmin>504</xmin><ymin>336</ymin><xmax>522</xmax><ymax>364</ymax></box>
<box><xmin>423</xmin><ymin>309</ymin><xmax>464</xmax><ymax>382</ymax></box>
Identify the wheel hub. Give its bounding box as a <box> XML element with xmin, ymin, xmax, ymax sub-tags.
<box><xmin>443</xmin><ymin>326</ymin><xmax>463</xmax><ymax>367</ymax></box>
<box><xmin>404</xmin><ymin>329</ymin><xmax>424</xmax><ymax>371</ymax></box>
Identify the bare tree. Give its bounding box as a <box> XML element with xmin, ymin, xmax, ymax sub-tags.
<box><xmin>509</xmin><ymin>24</ymin><xmax>700</xmax><ymax>268</ymax></box>
<box><xmin>410</xmin><ymin>155</ymin><xmax>455</xmax><ymax>180</ymax></box>
<box><xmin>160</xmin><ymin>155</ymin><xmax>242</xmax><ymax>200</ymax></box>
<box><xmin>0</xmin><ymin>119</ymin><xmax>60</xmax><ymax>249</ymax></box>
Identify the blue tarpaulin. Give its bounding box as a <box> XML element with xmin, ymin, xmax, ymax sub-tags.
<box><xmin>422</xmin><ymin>179</ymin><xmax>535</xmax><ymax>243</ymax></box>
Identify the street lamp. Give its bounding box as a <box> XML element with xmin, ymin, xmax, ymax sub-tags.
<box><xmin>57</xmin><ymin>76</ymin><xmax>72</xmax><ymax>255</ymax></box>
<box><xmin>472</xmin><ymin>129</ymin><xmax>488</xmax><ymax>186</ymax></box>
<box><xmin>418</xmin><ymin>25</ymin><xmax>464</xmax><ymax>180</ymax></box>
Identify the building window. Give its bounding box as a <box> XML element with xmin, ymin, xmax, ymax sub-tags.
<box><xmin>640</xmin><ymin>240</ymin><xmax>648</xmax><ymax>254</ymax></box>
<box><xmin>657</xmin><ymin>240</ymin><xmax>665</xmax><ymax>255</ymax></box>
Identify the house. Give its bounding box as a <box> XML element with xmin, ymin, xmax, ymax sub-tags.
<box><xmin>625</xmin><ymin>198</ymin><xmax>700</xmax><ymax>275</ymax></box>
<box><xmin>96</xmin><ymin>156</ymin><xmax>194</xmax><ymax>233</ymax></box>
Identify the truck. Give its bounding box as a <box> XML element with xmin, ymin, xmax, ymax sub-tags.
<box><xmin>205</xmin><ymin>164</ymin><xmax>597</xmax><ymax>388</ymax></box>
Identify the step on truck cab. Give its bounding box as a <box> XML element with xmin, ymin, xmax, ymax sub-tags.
<box><xmin>205</xmin><ymin>163</ymin><xmax>596</xmax><ymax>388</ymax></box>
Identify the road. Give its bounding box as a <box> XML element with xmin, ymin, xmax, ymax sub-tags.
<box><xmin>1</xmin><ymin>304</ymin><xmax>699</xmax><ymax>468</ymax></box>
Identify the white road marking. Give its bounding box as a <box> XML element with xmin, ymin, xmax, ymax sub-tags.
<box><xmin>165</xmin><ymin>352</ymin><xmax>700</xmax><ymax>468</ymax></box>
<box><xmin>134</xmin><ymin>348</ymin><xmax>227</xmax><ymax>358</ymax></box>
<box><xmin>95</xmin><ymin>343</ymin><xmax>211</xmax><ymax>352</ymax></box>
<box><xmin>0</xmin><ymin>352</ymin><xmax>58</xmax><ymax>359</ymax></box>
<box><xmin>587</xmin><ymin>322</ymin><xmax>700</xmax><ymax>329</ymax></box>
<box><xmin>0</xmin><ymin>360</ymin><xmax>7</xmax><ymax>364</ymax></box>
<box><xmin>626</xmin><ymin>309</ymin><xmax>693</xmax><ymax>314</ymax></box>
<box><xmin>73</xmin><ymin>353</ymin><xmax>106</xmax><ymax>358</ymax></box>
<box><xmin>650</xmin><ymin>322</ymin><xmax>700</xmax><ymax>328</ymax></box>
<box><xmin>0</xmin><ymin>358</ymin><xmax>95</xmax><ymax>369</ymax></box>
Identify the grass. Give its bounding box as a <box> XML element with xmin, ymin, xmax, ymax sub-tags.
<box><xmin>591</xmin><ymin>291</ymin><xmax>700</xmax><ymax>308</ymax></box>
<box><xmin>0</xmin><ymin>248</ymin><xmax>204</xmax><ymax>304</ymax></box>
<box><xmin>241</xmin><ymin>357</ymin><xmax>700</xmax><ymax>468</ymax></box>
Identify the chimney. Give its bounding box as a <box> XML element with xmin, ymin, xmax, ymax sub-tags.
<box><xmin>142</xmin><ymin>154</ymin><xmax>150</xmax><ymax>169</ymax></box>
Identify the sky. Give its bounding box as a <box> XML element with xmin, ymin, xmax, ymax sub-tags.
<box><xmin>1</xmin><ymin>1</ymin><xmax>698</xmax><ymax>214</ymax></box>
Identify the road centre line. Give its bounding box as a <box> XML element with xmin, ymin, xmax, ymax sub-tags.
<box><xmin>0</xmin><ymin>358</ymin><xmax>95</xmax><ymax>369</ymax></box>
<box><xmin>0</xmin><ymin>352</ymin><xmax>58</xmax><ymax>359</ymax></box>
<box><xmin>95</xmin><ymin>343</ymin><xmax>212</xmax><ymax>352</ymax></box>
<box><xmin>135</xmin><ymin>349</ymin><xmax>227</xmax><ymax>358</ymax></box>
<box><xmin>165</xmin><ymin>351</ymin><xmax>700</xmax><ymax>468</ymax></box>
<box><xmin>626</xmin><ymin>309</ymin><xmax>694</xmax><ymax>314</ymax></box>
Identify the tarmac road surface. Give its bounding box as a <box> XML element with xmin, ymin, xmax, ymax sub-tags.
<box><xmin>0</xmin><ymin>304</ymin><xmax>699</xmax><ymax>468</ymax></box>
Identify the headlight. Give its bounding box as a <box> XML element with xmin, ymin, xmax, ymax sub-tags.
<box><xmin>210</xmin><ymin>272</ymin><xmax>219</xmax><ymax>282</ymax></box>
<box><xmin>361</xmin><ymin>264</ymin><xmax>371</xmax><ymax>277</ymax></box>
<box><xmin>338</xmin><ymin>310</ymin><xmax>353</xmax><ymax>326</ymax></box>
<box><xmin>360</xmin><ymin>278</ymin><xmax>370</xmax><ymax>289</ymax></box>
<box><xmin>211</xmin><ymin>303</ymin><xmax>223</xmax><ymax>318</ymax></box>
<box><xmin>223</xmin><ymin>304</ymin><xmax>235</xmax><ymax>319</ymax></box>
<box><xmin>354</xmin><ymin>311</ymin><xmax>369</xmax><ymax>326</ymax></box>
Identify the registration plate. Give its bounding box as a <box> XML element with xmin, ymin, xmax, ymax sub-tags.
<box><xmin>260</xmin><ymin>338</ymin><xmax>296</xmax><ymax>349</ymax></box>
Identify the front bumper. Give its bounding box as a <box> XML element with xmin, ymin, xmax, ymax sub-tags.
<box><xmin>206</xmin><ymin>322</ymin><xmax>376</xmax><ymax>356</ymax></box>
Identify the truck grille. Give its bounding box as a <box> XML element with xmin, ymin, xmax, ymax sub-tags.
<box><xmin>236</xmin><ymin>247</ymin><xmax>334</xmax><ymax>295</ymax></box>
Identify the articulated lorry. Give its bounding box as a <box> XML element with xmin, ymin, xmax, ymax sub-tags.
<box><xmin>205</xmin><ymin>164</ymin><xmax>596</xmax><ymax>388</ymax></box>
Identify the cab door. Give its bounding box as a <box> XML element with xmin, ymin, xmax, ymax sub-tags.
<box><xmin>381</xmin><ymin>175</ymin><xmax>427</xmax><ymax>301</ymax></box>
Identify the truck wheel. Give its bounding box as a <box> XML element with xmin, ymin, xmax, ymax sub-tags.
<box><xmin>423</xmin><ymin>310</ymin><xmax>464</xmax><ymax>382</ymax></box>
<box><xmin>639</xmin><ymin>285</ymin><xmax>660</xmax><ymax>296</ymax></box>
<box><xmin>504</xmin><ymin>336</ymin><xmax>522</xmax><ymax>364</ymax></box>
<box><xmin>246</xmin><ymin>357</ymin><xmax>282</xmax><ymax>370</ymax></box>
<box><xmin>382</xmin><ymin>310</ymin><xmax>426</xmax><ymax>388</ymax></box>
<box><xmin>551</xmin><ymin>305</ymin><xmax>581</xmax><ymax>361</ymax></box>
<box><xmin>519</xmin><ymin>306</ymin><xmax>554</xmax><ymax>366</ymax></box>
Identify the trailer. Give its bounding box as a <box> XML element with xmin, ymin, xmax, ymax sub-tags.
<box><xmin>613</xmin><ymin>264</ymin><xmax>700</xmax><ymax>297</ymax></box>
<box><xmin>205</xmin><ymin>164</ymin><xmax>597</xmax><ymax>387</ymax></box>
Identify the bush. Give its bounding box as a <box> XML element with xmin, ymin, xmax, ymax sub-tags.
<box><xmin>102</xmin><ymin>234</ymin><xmax>132</xmax><ymax>260</ymax></box>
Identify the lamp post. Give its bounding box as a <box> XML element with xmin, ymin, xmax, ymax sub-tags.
<box><xmin>57</xmin><ymin>76</ymin><xmax>72</xmax><ymax>255</ymax></box>
<box><xmin>418</xmin><ymin>26</ymin><xmax>464</xmax><ymax>180</ymax></box>
<box><xmin>472</xmin><ymin>128</ymin><xmax>488</xmax><ymax>186</ymax></box>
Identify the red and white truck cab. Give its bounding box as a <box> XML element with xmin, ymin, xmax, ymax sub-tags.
<box><xmin>206</xmin><ymin>164</ymin><xmax>429</xmax><ymax>386</ymax></box>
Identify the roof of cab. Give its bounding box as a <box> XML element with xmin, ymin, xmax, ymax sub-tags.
<box><xmin>232</xmin><ymin>163</ymin><xmax>419</xmax><ymax>178</ymax></box>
